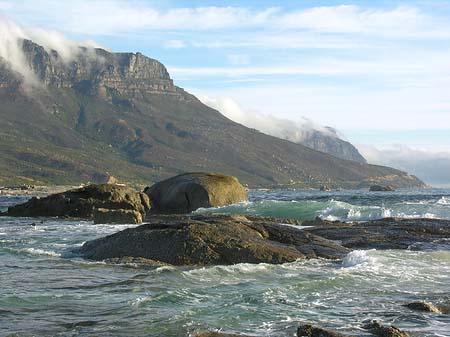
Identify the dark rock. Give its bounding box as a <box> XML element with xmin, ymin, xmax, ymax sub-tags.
<box><xmin>362</xmin><ymin>321</ymin><xmax>409</xmax><ymax>337</ymax></box>
<box><xmin>80</xmin><ymin>214</ymin><xmax>349</xmax><ymax>266</ymax></box>
<box><xmin>103</xmin><ymin>257</ymin><xmax>169</xmax><ymax>267</ymax></box>
<box><xmin>297</xmin><ymin>324</ymin><xmax>350</xmax><ymax>337</ymax></box>
<box><xmin>93</xmin><ymin>208</ymin><xmax>142</xmax><ymax>224</ymax></box>
<box><xmin>144</xmin><ymin>172</ymin><xmax>248</xmax><ymax>214</ymax></box>
<box><xmin>369</xmin><ymin>185</ymin><xmax>394</xmax><ymax>192</ymax></box>
<box><xmin>7</xmin><ymin>184</ymin><xmax>150</xmax><ymax>223</ymax></box>
<box><xmin>305</xmin><ymin>218</ymin><xmax>450</xmax><ymax>250</ymax></box>
<box><xmin>403</xmin><ymin>301</ymin><xmax>449</xmax><ymax>314</ymax></box>
<box><xmin>195</xmin><ymin>332</ymin><xmax>251</xmax><ymax>337</ymax></box>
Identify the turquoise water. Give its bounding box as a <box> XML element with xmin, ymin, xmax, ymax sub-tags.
<box><xmin>1</xmin><ymin>189</ymin><xmax>450</xmax><ymax>336</ymax></box>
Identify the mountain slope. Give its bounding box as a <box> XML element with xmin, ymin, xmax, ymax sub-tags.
<box><xmin>0</xmin><ymin>39</ymin><xmax>424</xmax><ymax>188</ymax></box>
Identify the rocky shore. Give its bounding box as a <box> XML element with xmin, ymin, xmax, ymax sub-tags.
<box><xmin>2</xmin><ymin>172</ymin><xmax>449</xmax><ymax>336</ymax></box>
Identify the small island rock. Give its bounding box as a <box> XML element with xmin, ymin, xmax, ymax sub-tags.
<box><xmin>144</xmin><ymin>172</ymin><xmax>248</xmax><ymax>214</ymax></box>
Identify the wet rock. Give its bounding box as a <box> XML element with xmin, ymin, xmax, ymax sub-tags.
<box><xmin>81</xmin><ymin>214</ymin><xmax>350</xmax><ymax>266</ymax></box>
<box><xmin>195</xmin><ymin>332</ymin><xmax>251</xmax><ymax>337</ymax></box>
<box><xmin>362</xmin><ymin>321</ymin><xmax>409</xmax><ymax>337</ymax></box>
<box><xmin>144</xmin><ymin>172</ymin><xmax>247</xmax><ymax>214</ymax></box>
<box><xmin>6</xmin><ymin>184</ymin><xmax>150</xmax><ymax>222</ymax></box>
<box><xmin>369</xmin><ymin>185</ymin><xmax>394</xmax><ymax>192</ymax></box>
<box><xmin>297</xmin><ymin>324</ymin><xmax>350</xmax><ymax>337</ymax></box>
<box><xmin>103</xmin><ymin>257</ymin><xmax>169</xmax><ymax>267</ymax></box>
<box><xmin>305</xmin><ymin>218</ymin><xmax>450</xmax><ymax>250</ymax></box>
<box><xmin>93</xmin><ymin>208</ymin><xmax>142</xmax><ymax>224</ymax></box>
<box><xmin>403</xmin><ymin>301</ymin><xmax>449</xmax><ymax>314</ymax></box>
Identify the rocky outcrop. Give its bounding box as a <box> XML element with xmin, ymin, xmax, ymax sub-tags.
<box><xmin>297</xmin><ymin>324</ymin><xmax>349</xmax><ymax>337</ymax></box>
<box><xmin>80</xmin><ymin>214</ymin><xmax>350</xmax><ymax>265</ymax></box>
<box><xmin>144</xmin><ymin>173</ymin><xmax>248</xmax><ymax>213</ymax></box>
<box><xmin>403</xmin><ymin>301</ymin><xmax>449</xmax><ymax>314</ymax></box>
<box><xmin>6</xmin><ymin>184</ymin><xmax>150</xmax><ymax>223</ymax></box>
<box><xmin>9</xmin><ymin>39</ymin><xmax>185</xmax><ymax>100</ymax></box>
<box><xmin>362</xmin><ymin>321</ymin><xmax>409</xmax><ymax>337</ymax></box>
<box><xmin>304</xmin><ymin>217</ymin><xmax>450</xmax><ymax>250</ymax></box>
<box><xmin>369</xmin><ymin>185</ymin><xmax>394</xmax><ymax>192</ymax></box>
<box><xmin>299</xmin><ymin>128</ymin><xmax>367</xmax><ymax>164</ymax></box>
<box><xmin>93</xmin><ymin>208</ymin><xmax>143</xmax><ymax>224</ymax></box>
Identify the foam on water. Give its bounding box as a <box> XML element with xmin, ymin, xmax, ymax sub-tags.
<box><xmin>1</xmin><ymin>190</ymin><xmax>450</xmax><ymax>336</ymax></box>
<box><xmin>341</xmin><ymin>250</ymin><xmax>377</xmax><ymax>268</ymax></box>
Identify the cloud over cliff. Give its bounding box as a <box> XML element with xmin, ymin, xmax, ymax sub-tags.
<box><xmin>0</xmin><ymin>15</ymin><xmax>99</xmax><ymax>85</ymax></box>
<box><xmin>198</xmin><ymin>95</ymin><xmax>340</xmax><ymax>143</ymax></box>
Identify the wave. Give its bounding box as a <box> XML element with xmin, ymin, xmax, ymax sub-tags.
<box><xmin>195</xmin><ymin>197</ymin><xmax>450</xmax><ymax>222</ymax></box>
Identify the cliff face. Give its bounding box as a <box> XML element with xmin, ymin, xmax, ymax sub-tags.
<box><xmin>17</xmin><ymin>39</ymin><xmax>181</xmax><ymax>99</ymax></box>
<box><xmin>299</xmin><ymin>128</ymin><xmax>367</xmax><ymax>164</ymax></box>
<box><xmin>0</xmin><ymin>39</ymin><xmax>425</xmax><ymax>188</ymax></box>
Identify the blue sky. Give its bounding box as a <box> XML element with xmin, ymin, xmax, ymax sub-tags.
<box><xmin>1</xmin><ymin>0</ymin><xmax>450</xmax><ymax>185</ymax></box>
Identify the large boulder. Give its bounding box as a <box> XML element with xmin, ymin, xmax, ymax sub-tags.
<box><xmin>80</xmin><ymin>214</ymin><xmax>349</xmax><ymax>265</ymax></box>
<box><xmin>144</xmin><ymin>172</ymin><xmax>247</xmax><ymax>214</ymax></box>
<box><xmin>7</xmin><ymin>184</ymin><xmax>150</xmax><ymax>223</ymax></box>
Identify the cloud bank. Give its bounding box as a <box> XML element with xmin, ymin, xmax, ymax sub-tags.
<box><xmin>199</xmin><ymin>95</ymin><xmax>339</xmax><ymax>144</ymax></box>
<box><xmin>358</xmin><ymin>144</ymin><xmax>450</xmax><ymax>187</ymax></box>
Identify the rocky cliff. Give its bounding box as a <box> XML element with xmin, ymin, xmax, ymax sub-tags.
<box><xmin>299</xmin><ymin>127</ymin><xmax>367</xmax><ymax>163</ymax></box>
<box><xmin>0</xmin><ymin>39</ymin><xmax>425</xmax><ymax>189</ymax></box>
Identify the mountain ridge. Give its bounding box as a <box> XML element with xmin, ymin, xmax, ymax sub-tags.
<box><xmin>0</xmin><ymin>39</ymin><xmax>424</xmax><ymax>189</ymax></box>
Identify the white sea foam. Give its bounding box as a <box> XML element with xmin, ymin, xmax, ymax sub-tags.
<box><xmin>20</xmin><ymin>247</ymin><xmax>61</xmax><ymax>257</ymax></box>
<box><xmin>342</xmin><ymin>250</ymin><xmax>376</xmax><ymax>268</ymax></box>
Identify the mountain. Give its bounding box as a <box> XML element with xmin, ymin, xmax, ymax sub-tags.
<box><xmin>0</xmin><ymin>39</ymin><xmax>424</xmax><ymax>188</ymax></box>
<box><xmin>299</xmin><ymin>127</ymin><xmax>367</xmax><ymax>163</ymax></box>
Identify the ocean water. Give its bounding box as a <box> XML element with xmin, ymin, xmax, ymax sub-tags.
<box><xmin>1</xmin><ymin>189</ymin><xmax>450</xmax><ymax>336</ymax></box>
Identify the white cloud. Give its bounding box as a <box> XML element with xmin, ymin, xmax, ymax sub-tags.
<box><xmin>163</xmin><ymin>39</ymin><xmax>186</xmax><ymax>49</ymax></box>
<box><xmin>198</xmin><ymin>94</ymin><xmax>337</xmax><ymax>143</ymax></box>
<box><xmin>0</xmin><ymin>15</ymin><xmax>101</xmax><ymax>86</ymax></box>
<box><xmin>358</xmin><ymin>144</ymin><xmax>450</xmax><ymax>187</ymax></box>
<box><xmin>1</xmin><ymin>1</ymin><xmax>448</xmax><ymax>39</ymax></box>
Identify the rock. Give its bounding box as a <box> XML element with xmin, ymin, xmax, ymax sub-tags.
<box><xmin>305</xmin><ymin>218</ymin><xmax>450</xmax><ymax>250</ymax></box>
<box><xmin>144</xmin><ymin>172</ymin><xmax>248</xmax><ymax>214</ymax></box>
<box><xmin>369</xmin><ymin>185</ymin><xmax>394</xmax><ymax>192</ymax></box>
<box><xmin>195</xmin><ymin>332</ymin><xmax>250</xmax><ymax>337</ymax></box>
<box><xmin>103</xmin><ymin>257</ymin><xmax>169</xmax><ymax>267</ymax></box>
<box><xmin>80</xmin><ymin>214</ymin><xmax>350</xmax><ymax>266</ymax></box>
<box><xmin>93</xmin><ymin>208</ymin><xmax>142</xmax><ymax>224</ymax></box>
<box><xmin>362</xmin><ymin>321</ymin><xmax>409</xmax><ymax>337</ymax></box>
<box><xmin>403</xmin><ymin>301</ymin><xmax>449</xmax><ymax>314</ymax></box>
<box><xmin>297</xmin><ymin>324</ymin><xmax>350</xmax><ymax>337</ymax></box>
<box><xmin>7</xmin><ymin>184</ymin><xmax>150</xmax><ymax>222</ymax></box>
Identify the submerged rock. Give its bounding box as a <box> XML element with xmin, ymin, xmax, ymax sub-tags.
<box><xmin>362</xmin><ymin>321</ymin><xmax>409</xmax><ymax>337</ymax></box>
<box><xmin>305</xmin><ymin>218</ymin><xmax>450</xmax><ymax>250</ymax></box>
<box><xmin>144</xmin><ymin>172</ymin><xmax>248</xmax><ymax>214</ymax></box>
<box><xmin>403</xmin><ymin>301</ymin><xmax>449</xmax><ymax>314</ymax></box>
<box><xmin>7</xmin><ymin>184</ymin><xmax>150</xmax><ymax>223</ymax></box>
<box><xmin>369</xmin><ymin>185</ymin><xmax>394</xmax><ymax>192</ymax></box>
<box><xmin>297</xmin><ymin>324</ymin><xmax>350</xmax><ymax>337</ymax></box>
<box><xmin>80</xmin><ymin>214</ymin><xmax>349</xmax><ymax>265</ymax></box>
<box><xmin>195</xmin><ymin>332</ymin><xmax>251</xmax><ymax>337</ymax></box>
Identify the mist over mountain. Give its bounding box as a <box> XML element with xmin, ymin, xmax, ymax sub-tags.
<box><xmin>0</xmin><ymin>34</ymin><xmax>424</xmax><ymax>188</ymax></box>
<box><xmin>199</xmin><ymin>95</ymin><xmax>367</xmax><ymax>163</ymax></box>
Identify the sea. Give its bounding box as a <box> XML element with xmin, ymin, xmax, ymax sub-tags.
<box><xmin>1</xmin><ymin>188</ymin><xmax>450</xmax><ymax>336</ymax></box>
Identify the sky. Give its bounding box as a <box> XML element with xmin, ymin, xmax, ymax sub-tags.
<box><xmin>1</xmin><ymin>0</ymin><xmax>450</xmax><ymax>186</ymax></box>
